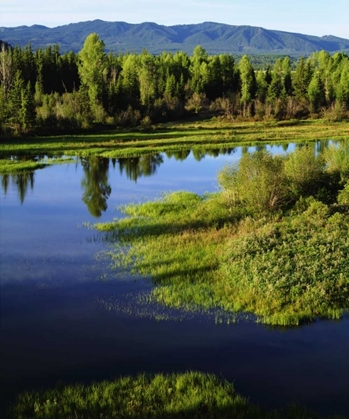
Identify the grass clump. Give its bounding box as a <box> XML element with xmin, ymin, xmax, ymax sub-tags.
<box><xmin>95</xmin><ymin>144</ymin><xmax>349</xmax><ymax>326</ymax></box>
<box><xmin>0</xmin><ymin>158</ymin><xmax>48</xmax><ymax>174</ymax></box>
<box><xmin>0</xmin><ymin>157</ymin><xmax>75</xmax><ymax>174</ymax></box>
<box><xmin>10</xmin><ymin>371</ymin><xmax>318</xmax><ymax>419</ymax></box>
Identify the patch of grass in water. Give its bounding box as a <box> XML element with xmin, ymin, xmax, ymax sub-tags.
<box><xmin>94</xmin><ymin>147</ymin><xmax>349</xmax><ymax>326</ymax></box>
<box><xmin>0</xmin><ymin>159</ymin><xmax>48</xmax><ymax>174</ymax></box>
<box><xmin>10</xmin><ymin>371</ymin><xmax>320</xmax><ymax>419</ymax></box>
<box><xmin>0</xmin><ymin>157</ymin><xmax>75</xmax><ymax>174</ymax></box>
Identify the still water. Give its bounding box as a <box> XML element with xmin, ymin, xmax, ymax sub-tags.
<box><xmin>1</xmin><ymin>145</ymin><xmax>349</xmax><ymax>417</ymax></box>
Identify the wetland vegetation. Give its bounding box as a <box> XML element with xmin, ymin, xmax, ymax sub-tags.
<box><xmin>94</xmin><ymin>144</ymin><xmax>349</xmax><ymax>326</ymax></box>
<box><xmin>11</xmin><ymin>371</ymin><xmax>318</xmax><ymax>419</ymax></box>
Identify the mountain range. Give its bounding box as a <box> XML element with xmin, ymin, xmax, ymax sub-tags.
<box><xmin>1</xmin><ymin>20</ymin><xmax>349</xmax><ymax>56</ymax></box>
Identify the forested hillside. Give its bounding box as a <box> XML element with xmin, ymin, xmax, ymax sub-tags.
<box><xmin>1</xmin><ymin>20</ymin><xmax>349</xmax><ymax>55</ymax></box>
<box><xmin>0</xmin><ymin>34</ymin><xmax>349</xmax><ymax>138</ymax></box>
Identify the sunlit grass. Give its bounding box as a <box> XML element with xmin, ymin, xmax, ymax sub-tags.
<box><xmin>94</xmin><ymin>145</ymin><xmax>349</xmax><ymax>326</ymax></box>
<box><xmin>11</xmin><ymin>371</ymin><xmax>319</xmax><ymax>419</ymax></box>
<box><xmin>1</xmin><ymin>119</ymin><xmax>348</xmax><ymax>161</ymax></box>
<box><xmin>0</xmin><ymin>159</ymin><xmax>48</xmax><ymax>174</ymax></box>
<box><xmin>0</xmin><ymin>157</ymin><xmax>75</xmax><ymax>174</ymax></box>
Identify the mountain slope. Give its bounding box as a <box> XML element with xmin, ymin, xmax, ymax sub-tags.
<box><xmin>1</xmin><ymin>20</ymin><xmax>349</xmax><ymax>55</ymax></box>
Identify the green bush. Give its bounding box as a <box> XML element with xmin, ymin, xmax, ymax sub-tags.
<box><xmin>217</xmin><ymin>150</ymin><xmax>289</xmax><ymax>214</ymax></box>
<box><xmin>284</xmin><ymin>146</ymin><xmax>325</xmax><ymax>197</ymax></box>
<box><xmin>219</xmin><ymin>199</ymin><xmax>349</xmax><ymax>325</ymax></box>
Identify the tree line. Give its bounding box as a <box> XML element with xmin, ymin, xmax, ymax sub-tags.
<box><xmin>1</xmin><ymin>33</ymin><xmax>349</xmax><ymax>137</ymax></box>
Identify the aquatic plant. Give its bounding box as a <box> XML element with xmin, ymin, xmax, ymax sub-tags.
<box><xmin>11</xmin><ymin>371</ymin><xmax>318</xmax><ymax>419</ymax></box>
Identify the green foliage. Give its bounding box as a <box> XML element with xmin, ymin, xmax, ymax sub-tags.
<box><xmin>94</xmin><ymin>147</ymin><xmax>349</xmax><ymax>326</ymax></box>
<box><xmin>218</xmin><ymin>151</ymin><xmax>289</xmax><ymax>213</ymax></box>
<box><xmin>1</xmin><ymin>34</ymin><xmax>349</xmax><ymax>137</ymax></box>
<box><xmin>220</xmin><ymin>199</ymin><xmax>349</xmax><ymax>325</ymax></box>
<box><xmin>324</xmin><ymin>142</ymin><xmax>349</xmax><ymax>181</ymax></box>
<box><xmin>78</xmin><ymin>33</ymin><xmax>107</xmax><ymax>111</ymax></box>
<box><xmin>238</xmin><ymin>55</ymin><xmax>256</xmax><ymax>111</ymax></box>
<box><xmin>338</xmin><ymin>181</ymin><xmax>349</xmax><ymax>205</ymax></box>
<box><xmin>284</xmin><ymin>146</ymin><xmax>325</xmax><ymax>197</ymax></box>
<box><xmin>10</xmin><ymin>371</ymin><xmax>320</xmax><ymax>419</ymax></box>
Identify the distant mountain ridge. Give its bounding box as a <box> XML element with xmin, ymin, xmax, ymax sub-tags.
<box><xmin>1</xmin><ymin>20</ymin><xmax>349</xmax><ymax>55</ymax></box>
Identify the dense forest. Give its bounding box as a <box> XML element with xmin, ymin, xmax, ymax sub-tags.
<box><xmin>0</xmin><ymin>33</ymin><xmax>349</xmax><ymax>137</ymax></box>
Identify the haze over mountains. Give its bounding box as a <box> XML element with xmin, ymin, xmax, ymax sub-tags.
<box><xmin>1</xmin><ymin>20</ymin><xmax>349</xmax><ymax>55</ymax></box>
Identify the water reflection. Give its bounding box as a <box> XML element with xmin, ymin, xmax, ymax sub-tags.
<box><xmin>0</xmin><ymin>140</ymin><xmax>337</xmax><ymax>214</ymax></box>
<box><xmin>1</xmin><ymin>172</ymin><xmax>35</xmax><ymax>204</ymax></box>
<box><xmin>81</xmin><ymin>157</ymin><xmax>111</xmax><ymax>218</ymax></box>
<box><xmin>117</xmin><ymin>153</ymin><xmax>164</xmax><ymax>182</ymax></box>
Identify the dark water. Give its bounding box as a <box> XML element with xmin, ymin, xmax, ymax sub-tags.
<box><xmin>1</xmin><ymin>145</ymin><xmax>349</xmax><ymax>417</ymax></box>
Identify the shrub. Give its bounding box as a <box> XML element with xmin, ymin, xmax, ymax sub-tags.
<box><xmin>218</xmin><ymin>151</ymin><xmax>289</xmax><ymax>214</ymax></box>
<box><xmin>284</xmin><ymin>146</ymin><xmax>325</xmax><ymax>198</ymax></box>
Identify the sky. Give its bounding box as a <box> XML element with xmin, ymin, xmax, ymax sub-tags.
<box><xmin>1</xmin><ymin>0</ymin><xmax>349</xmax><ymax>39</ymax></box>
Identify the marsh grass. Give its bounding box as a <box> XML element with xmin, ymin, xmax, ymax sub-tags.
<box><xmin>11</xmin><ymin>371</ymin><xmax>319</xmax><ymax>419</ymax></box>
<box><xmin>0</xmin><ymin>159</ymin><xmax>49</xmax><ymax>174</ymax></box>
<box><xmin>0</xmin><ymin>157</ymin><xmax>75</xmax><ymax>174</ymax></box>
<box><xmin>1</xmin><ymin>119</ymin><xmax>348</xmax><ymax>161</ymax></box>
<box><xmin>94</xmin><ymin>146</ymin><xmax>349</xmax><ymax>326</ymax></box>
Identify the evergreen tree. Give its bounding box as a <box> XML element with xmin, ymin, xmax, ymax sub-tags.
<box><xmin>20</xmin><ymin>82</ymin><xmax>36</xmax><ymax>132</ymax></box>
<box><xmin>293</xmin><ymin>57</ymin><xmax>313</xmax><ymax>100</ymax></box>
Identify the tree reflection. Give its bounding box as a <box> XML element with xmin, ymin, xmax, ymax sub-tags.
<box><xmin>118</xmin><ymin>153</ymin><xmax>163</xmax><ymax>182</ymax></box>
<box><xmin>0</xmin><ymin>172</ymin><xmax>35</xmax><ymax>204</ymax></box>
<box><xmin>165</xmin><ymin>150</ymin><xmax>191</xmax><ymax>161</ymax></box>
<box><xmin>81</xmin><ymin>157</ymin><xmax>111</xmax><ymax>217</ymax></box>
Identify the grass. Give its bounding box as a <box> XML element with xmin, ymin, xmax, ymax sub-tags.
<box><xmin>94</xmin><ymin>146</ymin><xmax>349</xmax><ymax>326</ymax></box>
<box><xmin>95</xmin><ymin>192</ymin><xmax>349</xmax><ymax>326</ymax></box>
<box><xmin>0</xmin><ymin>159</ymin><xmax>49</xmax><ymax>174</ymax></box>
<box><xmin>1</xmin><ymin>118</ymin><xmax>348</xmax><ymax>162</ymax></box>
<box><xmin>10</xmin><ymin>371</ymin><xmax>319</xmax><ymax>419</ymax></box>
<box><xmin>0</xmin><ymin>157</ymin><xmax>75</xmax><ymax>174</ymax></box>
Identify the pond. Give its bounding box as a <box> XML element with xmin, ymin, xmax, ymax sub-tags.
<box><xmin>1</xmin><ymin>142</ymin><xmax>349</xmax><ymax>418</ymax></box>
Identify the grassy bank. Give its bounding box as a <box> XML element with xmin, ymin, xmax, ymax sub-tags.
<box><xmin>94</xmin><ymin>146</ymin><xmax>349</xmax><ymax>326</ymax></box>
<box><xmin>1</xmin><ymin>119</ymin><xmax>349</xmax><ymax>163</ymax></box>
<box><xmin>10</xmin><ymin>371</ymin><xmax>319</xmax><ymax>419</ymax></box>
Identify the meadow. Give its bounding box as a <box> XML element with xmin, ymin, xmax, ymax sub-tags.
<box><xmin>1</xmin><ymin>118</ymin><xmax>349</xmax><ymax>168</ymax></box>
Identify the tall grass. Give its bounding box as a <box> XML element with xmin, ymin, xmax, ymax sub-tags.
<box><xmin>11</xmin><ymin>371</ymin><xmax>318</xmax><ymax>419</ymax></box>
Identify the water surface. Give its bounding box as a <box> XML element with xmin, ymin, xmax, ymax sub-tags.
<box><xmin>1</xmin><ymin>145</ymin><xmax>349</xmax><ymax>417</ymax></box>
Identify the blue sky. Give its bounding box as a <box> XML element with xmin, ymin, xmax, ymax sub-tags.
<box><xmin>1</xmin><ymin>0</ymin><xmax>349</xmax><ymax>39</ymax></box>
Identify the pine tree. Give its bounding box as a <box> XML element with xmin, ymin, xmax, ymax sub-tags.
<box><xmin>20</xmin><ymin>82</ymin><xmax>36</xmax><ymax>133</ymax></box>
